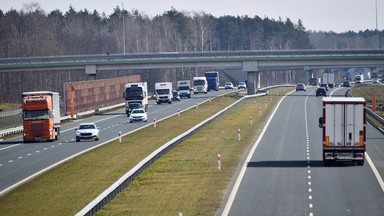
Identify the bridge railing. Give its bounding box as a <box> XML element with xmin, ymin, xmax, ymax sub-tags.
<box><xmin>1</xmin><ymin>50</ymin><xmax>384</xmax><ymax>66</ymax></box>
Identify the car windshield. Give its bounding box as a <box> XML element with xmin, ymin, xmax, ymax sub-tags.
<box><xmin>226</xmin><ymin>82</ymin><xmax>232</xmax><ymax>85</ymax></box>
<box><xmin>79</xmin><ymin>124</ymin><xmax>95</xmax><ymax>129</ymax></box>
<box><xmin>239</xmin><ymin>82</ymin><xmax>245</xmax><ymax>85</ymax></box>
<box><xmin>173</xmin><ymin>92</ymin><xmax>178</xmax><ymax>97</ymax></box>
<box><xmin>132</xmin><ymin>109</ymin><xmax>144</xmax><ymax>114</ymax></box>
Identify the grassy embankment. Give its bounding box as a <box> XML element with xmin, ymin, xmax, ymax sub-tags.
<box><xmin>0</xmin><ymin>87</ymin><xmax>293</xmax><ymax>216</ymax></box>
<box><xmin>352</xmin><ymin>85</ymin><xmax>384</xmax><ymax>129</ymax></box>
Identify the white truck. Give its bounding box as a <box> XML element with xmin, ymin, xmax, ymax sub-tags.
<box><xmin>155</xmin><ymin>82</ymin><xmax>172</xmax><ymax>104</ymax></box>
<box><xmin>322</xmin><ymin>73</ymin><xmax>335</xmax><ymax>88</ymax></box>
<box><xmin>193</xmin><ymin>77</ymin><xmax>207</xmax><ymax>94</ymax></box>
<box><xmin>123</xmin><ymin>82</ymin><xmax>148</xmax><ymax>117</ymax></box>
<box><xmin>318</xmin><ymin>97</ymin><xmax>366</xmax><ymax>165</ymax></box>
<box><xmin>177</xmin><ymin>80</ymin><xmax>191</xmax><ymax>98</ymax></box>
<box><xmin>354</xmin><ymin>75</ymin><xmax>364</xmax><ymax>84</ymax></box>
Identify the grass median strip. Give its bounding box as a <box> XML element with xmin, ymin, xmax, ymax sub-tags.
<box><xmin>96</xmin><ymin>88</ymin><xmax>293</xmax><ymax>216</ymax></box>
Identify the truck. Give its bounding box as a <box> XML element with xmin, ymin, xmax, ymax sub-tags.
<box><xmin>354</xmin><ymin>75</ymin><xmax>364</xmax><ymax>84</ymax></box>
<box><xmin>193</xmin><ymin>77</ymin><xmax>208</xmax><ymax>94</ymax></box>
<box><xmin>22</xmin><ymin>91</ymin><xmax>61</xmax><ymax>142</ymax></box>
<box><xmin>318</xmin><ymin>97</ymin><xmax>366</xmax><ymax>165</ymax></box>
<box><xmin>322</xmin><ymin>73</ymin><xmax>335</xmax><ymax>88</ymax></box>
<box><xmin>155</xmin><ymin>82</ymin><xmax>172</xmax><ymax>104</ymax></box>
<box><xmin>308</xmin><ymin>78</ymin><xmax>318</xmax><ymax>86</ymax></box>
<box><xmin>123</xmin><ymin>82</ymin><xmax>148</xmax><ymax>117</ymax></box>
<box><xmin>205</xmin><ymin>71</ymin><xmax>219</xmax><ymax>91</ymax></box>
<box><xmin>177</xmin><ymin>80</ymin><xmax>191</xmax><ymax>98</ymax></box>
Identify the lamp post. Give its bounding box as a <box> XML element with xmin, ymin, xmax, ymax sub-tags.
<box><xmin>375</xmin><ymin>0</ymin><xmax>379</xmax><ymax>50</ymax></box>
<box><xmin>122</xmin><ymin>3</ymin><xmax>126</xmax><ymax>54</ymax></box>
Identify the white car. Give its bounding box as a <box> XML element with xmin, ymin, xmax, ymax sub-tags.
<box><xmin>129</xmin><ymin>108</ymin><xmax>148</xmax><ymax>123</ymax></box>
<box><xmin>225</xmin><ymin>82</ymin><xmax>234</xmax><ymax>89</ymax></box>
<box><xmin>238</xmin><ymin>82</ymin><xmax>247</xmax><ymax>89</ymax></box>
<box><xmin>76</xmin><ymin>123</ymin><xmax>99</xmax><ymax>142</ymax></box>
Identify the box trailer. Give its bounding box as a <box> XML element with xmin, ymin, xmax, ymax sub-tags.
<box><xmin>319</xmin><ymin>97</ymin><xmax>366</xmax><ymax>165</ymax></box>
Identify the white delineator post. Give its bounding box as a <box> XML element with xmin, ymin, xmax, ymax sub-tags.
<box><xmin>154</xmin><ymin>118</ymin><xmax>156</xmax><ymax>128</ymax></box>
<box><xmin>210</xmin><ymin>97</ymin><xmax>212</xmax><ymax>102</ymax></box>
<box><xmin>271</xmin><ymin>96</ymin><xmax>273</xmax><ymax>102</ymax></box>
<box><xmin>259</xmin><ymin>107</ymin><xmax>262</xmax><ymax>115</ymax></box>
<box><xmin>196</xmin><ymin>102</ymin><xmax>198</xmax><ymax>109</ymax></box>
<box><xmin>265</xmin><ymin>101</ymin><xmax>267</xmax><ymax>108</ymax></box>
<box><xmin>238</xmin><ymin>128</ymin><xmax>241</xmax><ymax>141</ymax></box>
<box><xmin>250</xmin><ymin>116</ymin><xmax>253</xmax><ymax>126</ymax></box>
<box><xmin>178</xmin><ymin>108</ymin><xmax>180</xmax><ymax>117</ymax></box>
<box><xmin>218</xmin><ymin>154</ymin><xmax>221</xmax><ymax>171</ymax></box>
<box><xmin>119</xmin><ymin>131</ymin><xmax>121</xmax><ymax>143</ymax></box>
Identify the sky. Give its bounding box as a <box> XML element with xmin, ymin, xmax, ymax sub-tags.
<box><xmin>1</xmin><ymin>0</ymin><xmax>383</xmax><ymax>33</ymax></box>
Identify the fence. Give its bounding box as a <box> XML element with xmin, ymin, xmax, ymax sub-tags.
<box><xmin>0</xmin><ymin>109</ymin><xmax>22</xmax><ymax>131</ymax></box>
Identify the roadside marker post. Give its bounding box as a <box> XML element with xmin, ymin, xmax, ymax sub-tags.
<box><xmin>218</xmin><ymin>154</ymin><xmax>221</xmax><ymax>171</ymax></box>
<box><xmin>265</xmin><ymin>101</ymin><xmax>267</xmax><ymax>108</ymax></box>
<box><xmin>238</xmin><ymin>128</ymin><xmax>241</xmax><ymax>141</ymax></box>
<box><xmin>271</xmin><ymin>96</ymin><xmax>273</xmax><ymax>102</ymax></box>
<box><xmin>259</xmin><ymin>107</ymin><xmax>261</xmax><ymax>115</ymax></box>
<box><xmin>178</xmin><ymin>108</ymin><xmax>180</xmax><ymax>117</ymax></box>
<box><xmin>119</xmin><ymin>131</ymin><xmax>121</xmax><ymax>143</ymax></box>
<box><xmin>373</xmin><ymin>96</ymin><xmax>376</xmax><ymax>112</ymax></box>
<box><xmin>250</xmin><ymin>116</ymin><xmax>253</xmax><ymax>126</ymax></box>
<box><xmin>196</xmin><ymin>103</ymin><xmax>198</xmax><ymax>109</ymax></box>
<box><xmin>154</xmin><ymin>118</ymin><xmax>156</xmax><ymax>128</ymax></box>
<box><xmin>210</xmin><ymin>97</ymin><xmax>212</xmax><ymax>102</ymax></box>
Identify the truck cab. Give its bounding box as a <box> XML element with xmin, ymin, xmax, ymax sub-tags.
<box><xmin>123</xmin><ymin>82</ymin><xmax>148</xmax><ymax>117</ymax></box>
<box><xmin>193</xmin><ymin>77</ymin><xmax>208</xmax><ymax>94</ymax></box>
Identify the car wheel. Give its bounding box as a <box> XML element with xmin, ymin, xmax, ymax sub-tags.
<box><xmin>76</xmin><ymin>138</ymin><xmax>80</xmax><ymax>142</ymax></box>
<box><xmin>95</xmin><ymin>137</ymin><xmax>99</xmax><ymax>141</ymax></box>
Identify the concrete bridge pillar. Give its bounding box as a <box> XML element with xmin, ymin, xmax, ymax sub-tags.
<box><xmin>304</xmin><ymin>67</ymin><xmax>314</xmax><ymax>84</ymax></box>
<box><xmin>243</xmin><ymin>61</ymin><xmax>260</xmax><ymax>95</ymax></box>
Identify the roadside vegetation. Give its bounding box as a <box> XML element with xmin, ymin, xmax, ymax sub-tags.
<box><xmin>0</xmin><ymin>87</ymin><xmax>293</xmax><ymax>215</ymax></box>
<box><xmin>352</xmin><ymin>85</ymin><xmax>384</xmax><ymax>128</ymax></box>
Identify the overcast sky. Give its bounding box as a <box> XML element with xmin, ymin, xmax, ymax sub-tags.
<box><xmin>1</xmin><ymin>0</ymin><xmax>383</xmax><ymax>33</ymax></box>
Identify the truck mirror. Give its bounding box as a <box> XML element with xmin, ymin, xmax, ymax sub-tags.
<box><xmin>123</xmin><ymin>92</ymin><xmax>126</xmax><ymax>99</ymax></box>
<box><xmin>318</xmin><ymin>117</ymin><xmax>323</xmax><ymax>128</ymax></box>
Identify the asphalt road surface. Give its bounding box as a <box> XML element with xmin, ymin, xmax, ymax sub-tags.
<box><xmin>0</xmin><ymin>89</ymin><xmax>234</xmax><ymax>196</ymax></box>
<box><xmin>219</xmin><ymin>86</ymin><xmax>384</xmax><ymax>216</ymax></box>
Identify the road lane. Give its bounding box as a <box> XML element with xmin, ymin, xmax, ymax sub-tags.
<box><xmin>0</xmin><ymin>89</ymin><xmax>232</xmax><ymax>196</ymax></box>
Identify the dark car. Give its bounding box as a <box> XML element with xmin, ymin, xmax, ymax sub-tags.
<box><xmin>316</xmin><ymin>87</ymin><xmax>327</xmax><ymax>97</ymax></box>
<box><xmin>172</xmin><ymin>90</ymin><xmax>181</xmax><ymax>101</ymax></box>
<box><xmin>343</xmin><ymin>80</ymin><xmax>351</xmax><ymax>87</ymax></box>
<box><xmin>296</xmin><ymin>83</ymin><xmax>306</xmax><ymax>91</ymax></box>
<box><xmin>320</xmin><ymin>83</ymin><xmax>329</xmax><ymax>91</ymax></box>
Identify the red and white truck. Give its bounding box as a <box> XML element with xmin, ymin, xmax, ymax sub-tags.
<box><xmin>318</xmin><ymin>97</ymin><xmax>366</xmax><ymax>165</ymax></box>
<box><xmin>22</xmin><ymin>91</ymin><xmax>61</xmax><ymax>142</ymax></box>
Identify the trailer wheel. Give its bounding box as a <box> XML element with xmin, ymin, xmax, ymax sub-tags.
<box><xmin>357</xmin><ymin>160</ymin><xmax>364</xmax><ymax>166</ymax></box>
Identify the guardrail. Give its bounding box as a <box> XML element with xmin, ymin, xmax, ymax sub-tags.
<box><xmin>365</xmin><ymin>107</ymin><xmax>384</xmax><ymax>134</ymax></box>
<box><xmin>1</xmin><ymin>50</ymin><xmax>384</xmax><ymax>66</ymax></box>
<box><xmin>75</xmin><ymin>85</ymin><xmax>293</xmax><ymax>216</ymax></box>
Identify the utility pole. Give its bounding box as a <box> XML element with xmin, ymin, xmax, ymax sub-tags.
<box><xmin>122</xmin><ymin>3</ymin><xmax>126</xmax><ymax>54</ymax></box>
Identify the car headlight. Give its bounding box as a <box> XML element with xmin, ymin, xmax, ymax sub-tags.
<box><xmin>76</xmin><ymin>131</ymin><xmax>81</xmax><ymax>135</ymax></box>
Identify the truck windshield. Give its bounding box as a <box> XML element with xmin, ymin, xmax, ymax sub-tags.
<box><xmin>24</xmin><ymin>109</ymin><xmax>50</xmax><ymax>120</ymax></box>
<box><xmin>125</xmin><ymin>87</ymin><xmax>143</xmax><ymax>100</ymax></box>
<box><xmin>179</xmin><ymin>86</ymin><xmax>189</xmax><ymax>90</ymax></box>
<box><xmin>205</xmin><ymin>73</ymin><xmax>217</xmax><ymax>78</ymax></box>
<box><xmin>128</xmin><ymin>103</ymin><xmax>141</xmax><ymax>109</ymax></box>
<box><xmin>156</xmin><ymin>89</ymin><xmax>170</xmax><ymax>95</ymax></box>
<box><xmin>194</xmin><ymin>80</ymin><xmax>205</xmax><ymax>86</ymax></box>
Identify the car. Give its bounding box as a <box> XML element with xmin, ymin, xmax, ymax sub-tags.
<box><xmin>238</xmin><ymin>82</ymin><xmax>247</xmax><ymax>89</ymax></box>
<box><xmin>308</xmin><ymin>78</ymin><xmax>318</xmax><ymax>86</ymax></box>
<box><xmin>256</xmin><ymin>89</ymin><xmax>268</xmax><ymax>95</ymax></box>
<box><xmin>316</xmin><ymin>87</ymin><xmax>327</xmax><ymax>97</ymax></box>
<box><xmin>129</xmin><ymin>108</ymin><xmax>148</xmax><ymax>123</ymax></box>
<box><xmin>342</xmin><ymin>80</ymin><xmax>351</xmax><ymax>87</ymax></box>
<box><xmin>172</xmin><ymin>90</ymin><xmax>181</xmax><ymax>101</ymax></box>
<box><xmin>334</xmin><ymin>83</ymin><xmax>340</xmax><ymax>87</ymax></box>
<box><xmin>296</xmin><ymin>83</ymin><xmax>306</xmax><ymax>91</ymax></box>
<box><xmin>373</xmin><ymin>78</ymin><xmax>379</xmax><ymax>84</ymax></box>
<box><xmin>75</xmin><ymin>123</ymin><xmax>99</xmax><ymax>142</ymax></box>
<box><xmin>320</xmin><ymin>83</ymin><xmax>329</xmax><ymax>91</ymax></box>
<box><xmin>381</xmin><ymin>77</ymin><xmax>384</xmax><ymax>83</ymax></box>
<box><xmin>225</xmin><ymin>82</ymin><xmax>234</xmax><ymax>89</ymax></box>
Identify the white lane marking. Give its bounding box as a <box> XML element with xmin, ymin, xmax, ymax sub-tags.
<box><xmin>0</xmin><ymin>144</ymin><xmax>22</xmax><ymax>151</ymax></box>
<box><xmin>366</xmin><ymin>153</ymin><xmax>384</xmax><ymax>192</ymax></box>
<box><xmin>221</xmin><ymin>90</ymin><xmax>294</xmax><ymax>216</ymax></box>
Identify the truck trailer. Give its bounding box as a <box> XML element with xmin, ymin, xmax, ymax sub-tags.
<box><xmin>318</xmin><ymin>97</ymin><xmax>366</xmax><ymax>165</ymax></box>
<box><xmin>155</xmin><ymin>82</ymin><xmax>173</xmax><ymax>104</ymax></box>
<box><xmin>123</xmin><ymin>82</ymin><xmax>148</xmax><ymax>117</ymax></box>
<box><xmin>22</xmin><ymin>91</ymin><xmax>61</xmax><ymax>142</ymax></box>
<box><xmin>322</xmin><ymin>73</ymin><xmax>335</xmax><ymax>88</ymax></box>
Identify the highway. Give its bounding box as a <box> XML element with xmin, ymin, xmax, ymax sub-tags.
<box><xmin>219</xmin><ymin>86</ymin><xmax>384</xmax><ymax>216</ymax></box>
<box><xmin>0</xmin><ymin>89</ymin><xmax>233</xmax><ymax>196</ymax></box>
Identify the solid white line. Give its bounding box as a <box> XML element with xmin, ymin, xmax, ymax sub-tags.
<box><xmin>366</xmin><ymin>153</ymin><xmax>384</xmax><ymax>192</ymax></box>
<box><xmin>221</xmin><ymin>91</ymin><xmax>294</xmax><ymax>216</ymax></box>
<box><xmin>0</xmin><ymin>144</ymin><xmax>21</xmax><ymax>151</ymax></box>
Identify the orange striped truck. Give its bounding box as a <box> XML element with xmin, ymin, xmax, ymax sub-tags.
<box><xmin>319</xmin><ymin>97</ymin><xmax>366</xmax><ymax>165</ymax></box>
<box><xmin>22</xmin><ymin>91</ymin><xmax>61</xmax><ymax>142</ymax></box>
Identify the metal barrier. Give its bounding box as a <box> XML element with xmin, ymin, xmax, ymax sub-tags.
<box><xmin>75</xmin><ymin>85</ymin><xmax>292</xmax><ymax>216</ymax></box>
<box><xmin>0</xmin><ymin>109</ymin><xmax>22</xmax><ymax>131</ymax></box>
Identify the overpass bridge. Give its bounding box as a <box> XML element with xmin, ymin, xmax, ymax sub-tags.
<box><xmin>1</xmin><ymin>50</ymin><xmax>384</xmax><ymax>94</ymax></box>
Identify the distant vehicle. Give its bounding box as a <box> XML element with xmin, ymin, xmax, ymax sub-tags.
<box><xmin>381</xmin><ymin>77</ymin><xmax>384</xmax><ymax>83</ymax></box>
<box><xmin>172</xmin><ymin>90</ymin><xmax>181</xmax><ymax>101</ymax></box>
<box><xmin>177</xmin><ymin>80</ymin><xmax>191</xmax><ymax>98</ymax></box>
<box><xmin>205</xmin><ymin>71</ymin><xmax>220</xmax><ymax>91</ymax></box>
<box><xmin>193</xmin><ymin>77</ymin><xmax>208</xmax><ymax>94</ymax></box>
<box><xmin>129</xmin><ymin>108</ymin><xmax>148</xmax><ymax>123</ymax></box>
<box><xmin>343</xmin><ymin>80</ymin><xmax>351</xmax><ymax>87</ymax></box>
<box><xmin>256</xmin><ymin>89</ymin><xmax>268</xmax><ymax>95</ymax></box>
<box><xmin>225</xmin><ymin>82</ymin><xmax>234</xmax><ymax>89</ymax></box>
<box><xmin>323</xmin><ymin>73</ymin><xmax>335</xmax><ymax>88</ymax></box>
<box><xmin>316</xmin><ymin>87</ymin><xmax>327</xmax><ymax>97</ymax></box>
<box><xmin>319</xmin><ymin>97</ymin><xmax>366</xmax><ymax>165</ymax></box>
<box><xmin>22</xmin><ymin>91</ymin><xmax>61</xmax><ymax>142</ymax></box>
<box><xmin>334</xmin><ymin>83</ymin><xmax>340</xmax><ymax>87</ymax></box>
<box><xmin>296</xmin><ymin>83</ymin><xmax>306</xmax><ymax>91</ymax></box>
<box><xmin>308</xmin><ymin>78</ymin><xmax>318</xmax><ymax>86</ymax></box>
<box><xmin>155</xmin><ymin>82</ymin><xmax>173</xmax><ymax>104</ymax></box>
<box><xmin>320</xmin><ymin>83</ymin><xmax>329</xmax><ymax>91</ymax></box>
<box><xmin>238</xmin><ymin>81</ymin><xmax>247</xmax><ymax>89</ymax></box>
<box><xmin>76</xmin><ymin>123</ymin><xmax>99</xmax><ymax>142</ymax></box>
<box><xmin>373</xmin><ymin>78</ymin><xmax>379</xmax><ymax>84</ymax></box>
<box><xmin>123</xmin><ymin>82</ymin><xmax>148</xmax><ymax>117</ymax></box>
<box><xmin>354</xmin><ymin>75</ymin><xmax>364</xmax><ymax>84</ymax></box>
